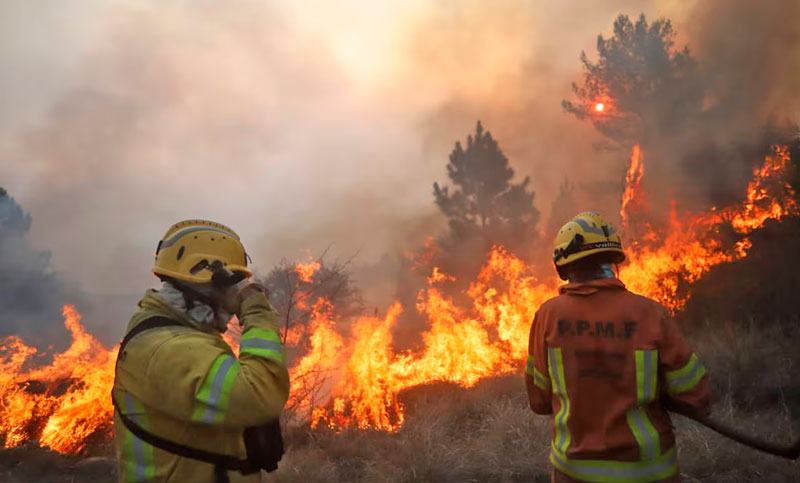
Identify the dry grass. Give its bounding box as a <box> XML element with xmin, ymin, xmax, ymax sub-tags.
<box><xmin>272</xmin><ymin>318</ymin><xmax>800</xmax><ymax>482</ymax></box>
<box><xmin>274</xmin><ymin>378</ymin><xmax>551</xmax><ymax>483</ymax></box>
<box><xmin>676</xmin><ymin>317</ymin><xmax>800</xmax><ymax>482</ymax></box>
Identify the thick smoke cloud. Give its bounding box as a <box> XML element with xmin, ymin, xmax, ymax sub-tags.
<box><xmin>628</xmin><ymin>0</ymin><xmax>800</xmax><ymax>219</ymax></box>
<box><xmin>687</xmin><ymin>0</ymin><xmax>800</xmax><ymax>137</ymax></box>
<box><xmin>0</xmin><ymin>1</ymin><xmax>797</xmax><ymax>338</ymax></box>
<box><xmin>1</xmin><ymin>2</ymin><xmax>442</xmax><ymax>298</ymax></box>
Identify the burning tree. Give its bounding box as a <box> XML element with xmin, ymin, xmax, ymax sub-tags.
<box><xmin>563</xmin><ymin>12</ymin><xmax>800</xmax><ymax>218</ymax></box>
<box><xmin>261</xmin><ymin>251</ymin><xmax>362</xmax><ymax>343</ymax></box>
<box><xmin>255</xmin><ymin>253</ymin><xmax>362</xmax><ymax>421</ymax></box>
<box><xmin>433</xmin><ymin>121</ymin><xmax>540</xmax><ymax>276</ymax></box>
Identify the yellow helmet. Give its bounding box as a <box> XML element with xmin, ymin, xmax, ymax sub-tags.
<box><xmin>553</xmin><ymin>211</ymin><xmax>625</xmax><ymax>272</ymax></box>
<box><xmin>153</xmin><ymin>220</ymin><xmax>252</xmax><ymax>285</ymax></box>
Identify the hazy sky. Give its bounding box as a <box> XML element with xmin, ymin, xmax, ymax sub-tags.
<box><xmin>0</xmin><ymin>0</ymin><xmax>770</xmax><ymax>296</ymax></box>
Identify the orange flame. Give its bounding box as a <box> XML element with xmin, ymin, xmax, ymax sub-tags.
<box><xmin>726</xmin><ymin>145</ymin><xmax>797</xmax><ymax>232</ymax></box>
<box><xmin>406</xmin><ymin>236</ymin><xmax>440</xmax><ymax>271</ymax></box>
<box><xmin>621</xmin><ymin>144</ymin><xmax>646</xmax><ymax>229</ymax></box>
<box><xmin>221</xmin><ymin>316</ymin><xmax>242</xmax><ymax>357</ymax></box>
<box><xmin>295</xmin><ymin>261</ymin><xmax>321</xmax><ymax>283</ymax></box>
<box><xmin>307</xmin><ymin>144</ymin><xmax>798</xmax><ymax>430</ymax></box>
<box><xmin>289</xmin><ymin>299</ymin><xmax>344</xmax><ymax>422</ymax></box>
<box><xmin>618</xmin><ymin>145</ymin><xmax>798</xmax><ymax>312</ymax></box>
<box><xmin>1</xmin><ymin>146</ymin><xmax>796</xmax><ymax>448</ymax></box>
<box><xmin>0</xmin><ymin>306</ymin><xmax>117</xmax><ymax>454</ymax></box>
<box><xmin>311</xmin><ymin>247</ymin><xmax>557</xmax><ymax>431</ymax></box>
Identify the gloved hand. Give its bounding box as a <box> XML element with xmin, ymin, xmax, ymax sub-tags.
<box><xmin>228</xmin><ymin>281</ymin><xmax>271</xmax><ymax>325</ymax></box>
<box><xmin>212</xmin><ymin>281</ymin><xmax>244</xmax><ymax>316</ymax></box>
<box><xmin>235</xmin><ymin>281</ymin><xmax>269</xmax><ymax>307</ymax></box>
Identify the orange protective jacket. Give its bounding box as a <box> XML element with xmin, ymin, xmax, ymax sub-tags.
<box><xmin>525</xmin><ymin>278</ymin><xmax>710</xmax><ymax>483</ymax></box>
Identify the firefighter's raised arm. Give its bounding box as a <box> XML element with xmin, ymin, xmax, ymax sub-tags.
<box><xmin>141</xmin><ymin>286</ymin><xmax>290</xmax><ymax>428</ymax></box>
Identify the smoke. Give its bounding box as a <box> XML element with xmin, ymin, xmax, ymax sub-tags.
<box><xmin>1</xmin><ymin>2</ymin><xmax>440</xmax><ymax>296</ymax></box>
<box><xmin>0</xmin><ymin>188</ymin><xmax>81</xmax><ymax>342</ymax></box>
<box><xmin>638</xmin><ymin>0</ymin><xmax>800</xmax><ymax>220</ymax></box>
<box><xmin>686</xmin><ymin>0</ymin><xmax>800</xmax><ymax>137</ymax></box>
<box><xmin>0</xmin><ymin>0</ymin><xmax>797</xmax><ymax>334</ymax></box>
<box><xmin>555</xmin><ymin>1</ymin><xmax>800</xmax><ymax>222</ymax></box>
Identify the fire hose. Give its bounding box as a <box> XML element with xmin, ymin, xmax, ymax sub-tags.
<box><xmin>663</xmin><ymin>399</ymin><xmax>800</xmax><ymax>460</ymax></box>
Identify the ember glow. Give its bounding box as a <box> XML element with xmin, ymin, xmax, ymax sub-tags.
<box><xmin>595</xmin><ymin>102</ymin><xmax>604</xmax><ymax>112</ymax></box>
<box><xmin>0</xmin><ymin>146</ymin><xmax>797</xmax><ymax>451</ymax></box>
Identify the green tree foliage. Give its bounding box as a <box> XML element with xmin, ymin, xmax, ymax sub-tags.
<box><xmin>562</xmin><ymin>14</ymin><xmax>702</xmax><ymax>146</ymax></box>
<box><xmin>433</xmin><ymin>121</ymin><xmax>539</xmax><ymax>255</ymax></box>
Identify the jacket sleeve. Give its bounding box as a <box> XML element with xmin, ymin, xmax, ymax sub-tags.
<box><xmin>525</xmin><ymin>310</ymin><xmax>553</xmax><ymax>415</ymax></box>
<box><xmin>658</xmin><ymin>309</ymin><xmax>711</xmax><ymax>417</ymax></box>
<box><xmin>142</xmin><ymin>292</ymin><xmax>291</xmax><ymax>428</ymax></box>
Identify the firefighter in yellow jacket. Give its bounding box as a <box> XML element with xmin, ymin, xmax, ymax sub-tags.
<box><xmin>112</xmin><ymin>220</ymin><xmax>290</xmax><ymax>482</ymax></box>
<box><xmin>526</xmin><ymin>212</ymin><xmax>710</xmax><ymax>483</ymax></box>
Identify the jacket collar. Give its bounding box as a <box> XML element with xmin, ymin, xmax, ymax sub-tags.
<box><xmin>135</xmin><ymin>289</ymin><xmax>216</xmax><ymax>333</ymax></box>
<box><xmin>558</xmin><ymin>277</ymin><xmax>627</xmax><ymax>296</ymax></box>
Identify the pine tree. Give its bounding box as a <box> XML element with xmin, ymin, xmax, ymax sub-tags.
<box><xmin>562</xmin><ymin>14</ymin><xmax>702</xmax><ymax>146</ymax></box>
<box><xmin>433</xmin><ymin>121</ymin><xmax>539</xmax><ymax>256</ymax></box>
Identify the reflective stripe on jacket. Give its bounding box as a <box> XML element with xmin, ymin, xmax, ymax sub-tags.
<box><xmin>525</xmin><ymin>278</ymin><xmax>710</xmax><ymax>483</ymax></box>
<box><xmin>113</xmin><ymin>290</ymin><xmax>290</xmax><ymax>482</ymax></box>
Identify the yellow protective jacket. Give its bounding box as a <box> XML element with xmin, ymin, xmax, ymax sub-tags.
<box><xmin>113</xmin><ymin>289</ymin><xmax>290</xmax><ymax>482</ymax></box>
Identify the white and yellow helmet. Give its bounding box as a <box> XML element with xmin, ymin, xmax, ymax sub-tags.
<box><xmin>153</xmin><ymin>220</ymin><xmax>252</xmax><ymax>285</ymax></box>
<box><xmin>553</xmin><ymin>212</ymin><xmax>625</xmax><ymax>278</ymax></box>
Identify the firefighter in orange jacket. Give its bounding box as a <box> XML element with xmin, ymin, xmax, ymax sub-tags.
<box><xmin>525</xmin><ymin>212</ymin><xmax>711</xmax><ymax>483</ymax></box>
